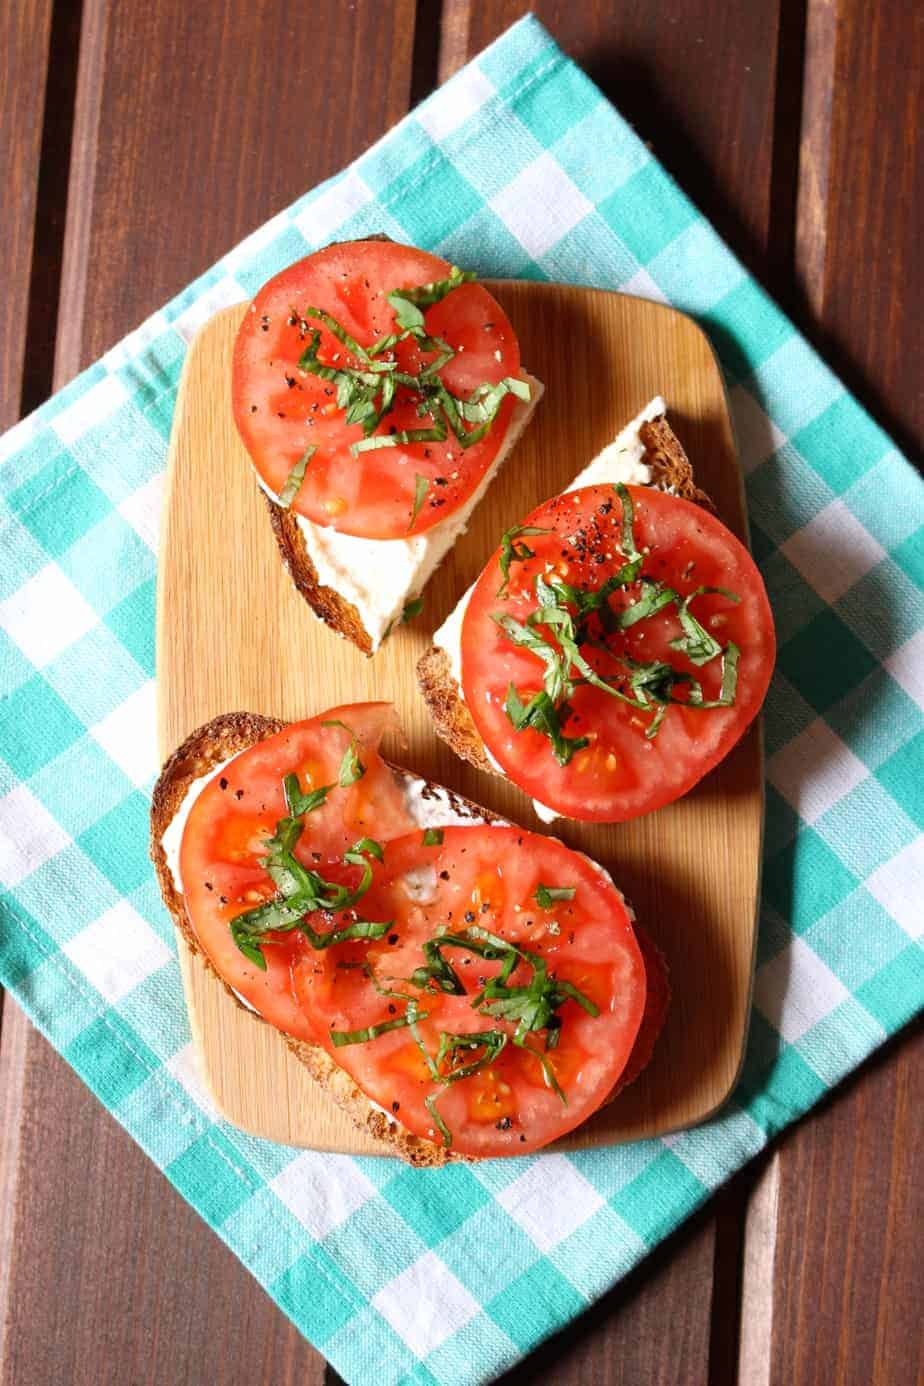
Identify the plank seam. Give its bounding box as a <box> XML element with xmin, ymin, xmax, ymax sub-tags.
<box><xmin>18</xmin><ymin>0</ymin><xmax>85</xmax><ymax>416</ymax></box>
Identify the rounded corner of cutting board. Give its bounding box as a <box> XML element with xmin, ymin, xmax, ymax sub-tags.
<box><xmin>160</xmin><ymin>279</ymin><xmax>763</xmax><ymax>1155</ymax></box>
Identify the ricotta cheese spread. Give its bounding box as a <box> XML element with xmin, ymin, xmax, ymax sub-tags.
<box><xmin>259</xmin><ymin>374</ymin><xmax>543</xmax><ymax>651</ymax></box>
<box><xmin>432</xmin><ymin>396</ymin><xmax>666</xmax><ymax>825</ymax></box>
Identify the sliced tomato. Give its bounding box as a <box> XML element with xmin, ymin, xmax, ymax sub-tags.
<box><xmin>292</xmin><ymin>826</ymin><xmax>646</xmax><ymax>1157</ymax></box>
<box><xmin>231</xmin><ymin>241</ymin><xmax>523</xmax><ymax>540</ymax></box>
<box><xmin>461</xmin><ymin>485</ymin><xmax>775</xmax><ymax>822</ymax></box>
<box><xmin>177</xmin><ymin>704</ymin><xmax>417</xmax><ymax>1041</ymax></box>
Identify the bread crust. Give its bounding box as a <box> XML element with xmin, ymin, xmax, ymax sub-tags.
<box><xmin>264</xmin><ymin>495</ymin><xmax>374</xmax><ymax>655</ymax></box>
<box><xmin>416</xmin><ymin>413</ymin><xmax>714</xmax><ymax>777</ymax></box>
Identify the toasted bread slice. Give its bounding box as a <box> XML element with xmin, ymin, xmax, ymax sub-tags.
<box><xmin>151</xmin><ymin>712</ymin><xmax>666</xmax><ymax>1164</ymax></box>
<box><xmin>417</xmin><ymin>405</ymin><xmax>714</xmax><ymax>778</ymax></box>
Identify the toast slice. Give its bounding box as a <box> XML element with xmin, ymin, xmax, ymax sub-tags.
<box><xmin>417</xmin><ymin>400</ymin><xmax>714</xmax><ymax>785</ymax></box>
<box><xmin>151</xmin><ymin>711</ymin><xmax>666</xmax><ymax>1165</ymax></box>
<box><xmin>262</xmin><ymin>375</ymin><xmax>543</xmax><ymax>655</ymax></box>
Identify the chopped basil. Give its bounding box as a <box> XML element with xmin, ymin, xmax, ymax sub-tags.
<box><xmin>613</xmin><ymin>482</ymin><xmax>642</xmax><ymax>562</ymax></box>
<box><xmin>330</xmin><ymin>1011</ymin><xmax>426</xmax><ymax>1048</ymax></box>
<box><xmin>493</xmin><ymin>493</ymin><xmax>743</xmax><ymax>745</ymax></box>
<box><xmin>435</xmin><ymin>1029</ymin><xmax>508</xmax><ymax>1083</ymax></box>
<box><xmin>350</xmin><ymin>424</ymin><xmax>447</xmax><ymax>458</ymax></box>
<box><xmin>497</xmin><ymin>523</ymin><xmax>550</xmax><ymax>597</ymax></box>
<box><xmin>401</xmin><ymin>595</ymin><xmax>424</xmax><ymax>623</ymax></box>
<box><xmin>425</xmin><ymin>1093</ymin><xmax>453</xmax><ymax>1147</ymax></box>
<box><xmin>300</xmin><ymin>918</ymin><xmax>391</xmax><ymax>949</ymax></box>
<box><xmin>303</xmin><ymin>306</ymin><xmax>373</xmax><ymax>364</ymax></box>
<box><xmin>535</xmin><ymin>884</ymin><xmax>576</xmax><ymax>910</ymax></box>
<box><xmin>283</xmin><ymin>773</ymin><xmax>332</xmax><ymax>817</ymax></box>
<box><xmin>422</xmin><ymin>828</ymin><xmax>443</xmax><ymax>847</ymax></box>
<box><xmin>669</xmin><ymin>586</ymin><xmax>740</xmax><ymax>666</ymax></box>
<box><xmin>228</xmin><ymin>816</ymin><xmax>386</xmax><ymax>966</ymax></box>
<box><xmin>504</xmin><ymin>684</ymin><xmax>589</xmax><ymax>767</ymax></box>
<box><xmin>338</xmin><ymin>741</ymin><xmax>364</xmax><ymax>786</ymax></box>
<box><xmin>408</xmin><ymin>473</ymin><xmax>430</xmax><ymax>529</ymax></box>
<box><xmin>351</xmin><ymin>836</ymin><xmax>384</xmax><ymax>863</ymax></box>
<box><xmin>321</xmin><ymin>719</ymin><xmax>366</xmax><ymax>786</ymax></box>
<box><xmin>278</xmin><ymin>446</ymin><xmax>316</xmax><ymax>509</ymax></box>
<box><xmin>387</xmin><ymin>266</ymin><xmax>475</xmax><ymax>318</ymax></box>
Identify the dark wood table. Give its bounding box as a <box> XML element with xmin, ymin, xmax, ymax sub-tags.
<box><xmin>1</xmin><ymin>3</ymin><xmax>921</xmax><ymax>1382</ymax></box>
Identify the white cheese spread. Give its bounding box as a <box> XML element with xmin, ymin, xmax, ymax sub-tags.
<box><xmin>432</xmin><ymin>396</ymin><xmax>666</xmax><ymax>824</ymax></box>
<box><xmin>259</xmin><ymin>374</ymin><xmax>543</xmax><ymax>652</ymax></box>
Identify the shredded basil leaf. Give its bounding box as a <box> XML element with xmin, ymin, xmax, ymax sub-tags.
<box><xmin>401</xmin><ymin>595</ymin><xmax>424</xmax><ymax>623</ymax></box>
<box><xmin>504</xmin><ymin>684</ymin><xmax>590</xmax><ymax>766</ymax></box>
<box><xmin>669</xmin><ymin>586</ymin><xmax>740</xmax><ymax>666</ymax></box>
<box><xmin>425</xmin><ymin>1093</ymin><xmax>453</xmax><ymax>1147</ymax></box>
<box><xmin>283</xmin><ymin>773</ymin><xmax>332</xmax><ymax>817</ymax></box>
<box><xmin>278</xmin><ymin>446</ymin><xmax>316</xmax><ymax>509</ymax></box>
<box><xmin>330</xmin><ymin>1011</ymin><xmax>425</xmax><ymax>1048</ymax></box>
<box><xmin>422</xmin><ymin>828</ymin><xmax>443</xmax><ymax>847</ymax></box>
<box><xmin>613</xmin><ymin>482</ymin><xmax>642</xmax><ymax>562</ymax></box>
<box><xmin>303</xmin><ymin>307</ymin><xmax>373</xmax><ymax>364</ymax></box>
<box><xmin>350</xmin><ymin>424</ymin><xmax>447</xmax><ymax>458</ymax></box>
<box><xmin>320</xmin><ymin>720</ymin><xmax>366</xmax><ymax>786</ymax></box>
<box><xmin>408</xmin><ymin>473</ymin><xmax>429</xmax><ymax>529</ymax></box>
<box><xmin>497</xmin><ymin>523</ymin><xmax>550</xmax><ymax>597</ymax></box>
<box><xmin>535</xmin><ymin>884</ymin><xmax>576</xmax><ymax>910</ymax></box>
<box><xmin>351</xmin><ymin>836</ymin><xmax>384</xmax><ymax>863</ymax></box>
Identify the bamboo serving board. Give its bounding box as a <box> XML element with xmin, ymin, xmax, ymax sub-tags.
<box><xmin>157</xmin><ymin>283</ymin><xmax>763</xmax><ymax>1154</ymax></box>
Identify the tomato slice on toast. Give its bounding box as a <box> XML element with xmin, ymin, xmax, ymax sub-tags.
<box><xmin>174</xmin><ymin>708</ymin><xmax>656</xmax><ymax>1155</ymax></box>
<box><xmin>461</xmin><ymin>485</ymin><xmax>775</xmax><ymax>822</ymax></box>
<box><xmin>232</xmin><ymin>241</ymin><xmax>523</xmax><ymax>539</ymax></box>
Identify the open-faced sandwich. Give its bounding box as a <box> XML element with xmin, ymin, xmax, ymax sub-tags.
<box><xmin>151</xmin><ymin>705</ymin><xmax>668</xmax><ymax>1163</ymax></box>
<box><xmin>231</xmin><ymin>241</ymin><xmax>542</xmax><ymax>654</ymax></box>
<box><xmin>418</xmin><ymin>400</ymin><xmax>775</xmax><ymax>823</ymax></box>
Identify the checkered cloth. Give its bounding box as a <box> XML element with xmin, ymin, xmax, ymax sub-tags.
<box><xmin>1</xmin><ymin>15</ymin><xmax>921</xmax><ymax>1385</ymax></box>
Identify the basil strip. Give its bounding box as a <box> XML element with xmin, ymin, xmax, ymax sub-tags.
<box><xmin>401</xmin><ymin>595</ymin><xmax>424</xmax><ymax>623</ymax></box>
<box><xmin>330</xmin><ymin>1011</ymin><xmax>426</xmax><ymax>1048</ymax></box>
<box><xmin>613</xmin><ymin>482</ymin><xmax>642</xmax><ymax>562</ymax></box>
<box><xmin>425</xmin><ymin>1093</ymin><xmax>453</xmax><ymax>1148</ymax></box>
<box><xmin>321</xmin><ymin>720</ymin><xmax>366</xmax><ymax>786</ymax></box>
<box><xmin>303</xmin><ymin>307</ymin><xmax>374</xmax><ymax>364</ymax></box>
<box><xmin>422</xmin><ymin>828</ymin><xmax>443</xmax><ymax>847</ymax></box>
<box><xmin>669</xmin><ymin>586</ymin><xmax>740</xmax><ymax>666</ymax></box>
<box><xmin>283</xmin><ymin>773</ymin><xmax>332</xmax><ymax>817</ymax></box>
<box><xmin>497</xmin><ymin>523</ymin><xmax>550</xmax><ymax>597</ymax></box>
<box><xmin>535</xmin><ymin>884</ymin><xmax>576</xmax><ymax>910</ymax></box>
<box><xmin>409</xmin><ymin>473</ymin><xmax>429</xmax><ymax>529</ymax></box>
<box><xmin>351</xmin><ymin>425</ymin><xmax>446</xmax><ymax>458</ymax></box>
<box><xmin>387</xmin><ymin>266</ymin><xmax>475</xmax><ymax>317</ymax></box>
<box><xmin>278</xmin><ymin>446</ymin><xmax>316</xmax><ymax>509</ymax></box>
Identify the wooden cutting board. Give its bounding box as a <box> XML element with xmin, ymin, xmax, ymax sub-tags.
<box><xmin>157</xmin><ymin>283</ymin><xmax>763</xmax><ymax>1153</ymax></box>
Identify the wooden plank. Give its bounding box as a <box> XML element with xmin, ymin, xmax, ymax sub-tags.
<box><xmin>0</xmin><ymin>0</ymin><xmax>52</xmax><ymax>428</ymax></box>
<box><xmin>736</xmin><ymin>3</ymin><xmax>924</xmax><ymax>1382</ymax></box>
<box><xmin>795</xmin><ymin>0</ymin><xmax>923</xmax><ymax>456</ymax></box>
<box><xmin>437</xmin><ymin>4</ymin><xmax>788</xmax><ymax>1382</ymax></box>
<box><xmin>439</xmin><ymin>0</ymin><xmax>785</xmax><ymax>270</ymax></box>
<box><xmin>0</xmin><ymin>1</ymin><xmax>53</xmax><ymax>1379</ymax></box>
<box><xmin>1</xmin><ymin>2</ymin><xmax>418</xmax><ymax>1383</ymax></box>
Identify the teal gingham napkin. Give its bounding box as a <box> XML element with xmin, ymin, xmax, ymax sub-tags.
<box><xmin>1</xmin><ymin>16</ymin><xmax>922</xmax><ymax>1384</ymax></box>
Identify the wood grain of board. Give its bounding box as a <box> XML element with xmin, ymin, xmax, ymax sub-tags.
<box><xmin>157</xmin><ymin>284</ymin><xmax>763</xmax><ymax>1155</ymax></box>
